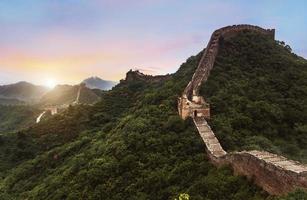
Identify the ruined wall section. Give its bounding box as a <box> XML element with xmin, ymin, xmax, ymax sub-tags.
<box><xmin>123</xmin><ymin>70</ymin><xmax>171</xmax><ymax>83</ymax></box>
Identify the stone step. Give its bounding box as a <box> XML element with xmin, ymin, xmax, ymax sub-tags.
<box><xmin>265</xmin><ymin>156</ymin><xmax>287</xmax><ymax>163</ymax></box>
<box><xmin>200</xmin><ymin>133</ymin><xmax>215</xmax><ymax>140</ymax></box>
<box><xmin>249</xmin><ymin>151</ymin><xmax>277</xmax><ymax>159</ymax></box>
<box><xmin>205</xmin><ymin>141</ymin><xmax>220</xmax><ymax>148</ymax></box>
<box><xmin>196</xmin><ymin>122</ymin><xmax>208</xmax><ymax>126</ymax></box>
<box><xmin>199</xmin><ymin>130</ymin><xmax>212</xmax><ymax>136</ymax></box>
<box><xmin>204</xmin><ymin>137</ymin><xmax>219</xmax><ymax>144</ymax></box>
<box><xmin>247</xmin><ymin>151</ymin><xmax>307</xmax><ymax>173</ymax></box>
<box><xmin>286</xmin><ymin>165</ymin><xmax>307</xmax><ymax>173</ymax></box>
<box><xmin>197</xmin><ymin>123</ymin><xmax>209</xmax><ymax>127</ymax></box>
<box><xmin>197</xmin><ymin>125</ymin><xmax>206</xmax><ymax>129</ymax></box>
<box><xmin>198</xmin><ymin>126</ymin><xmax>210</xmax><ymax>132</ymax></box>
<box><xmin>257</xmin><ymin>154</ymin><xmax>276</xmax><ymax>159</ymax></box>
<box><xmin>274</xmin><ymin>160</ymin><xmax>296</xmax><ymax>168</ymax></box>
<box><xmin>199</xmin><ymin>134</ymin><xmax>213</xmax><ymax>140</ymax></box>
<box><xmin>212</xmin><ymin>150</ymin><xmax>227</xmax><ymax>157</ymax></box>
<box><xmin>207</xmin><ymin>143</ymin><xmax>224</xmax><ymax>151</ymax></box>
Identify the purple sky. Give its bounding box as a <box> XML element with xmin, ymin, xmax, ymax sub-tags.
<box><xmin>0</xmin><ymin>0</ymin><xmax>306</xmax><ymax>86</ymax></box>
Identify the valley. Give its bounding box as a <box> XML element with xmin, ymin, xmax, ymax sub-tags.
<box><xmin>1</xmin><ymin>1</ymin><xmax>306</xmax><ymax>199</ymax></box>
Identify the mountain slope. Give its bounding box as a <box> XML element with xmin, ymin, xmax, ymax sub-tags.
<box><xmin>0</xmin><ymin>105</ymin><xmax>41</xmax><ymax>133</ymax></box>
<box><xmin>0</xmin><ymin>31</ymin><xmax>307</xmax><ymax>199</ymax></box>
<box><xmin>39</xmin><ymin>84</ymin><xmax>100</xmax><ymax>106</ymax></box>
<box><xmin>200</xmin><ymin>31</ymin><xmax>307</xmax><ymax>163</ymax></box>
<box><xmin>0</xmin><ymin>53</ymin><xmax>269</xmax><ymax>200</ymax></box>
<box><xmin>82</xmin><ymin>76</ymin><xmax>117</xmax><ymax>90</ymax></box>
<box><xmin>0</xmin><ymin>82</ymin><xmax>48</xmax><ymax>104</ymax></box>
<box><xmin>0</xmin><ymin>98</ymin><xmax>25</xmax><ymax>105</ymax></box>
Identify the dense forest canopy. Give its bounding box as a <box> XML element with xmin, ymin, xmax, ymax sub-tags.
<box><xmin>0</xmin><ymin>105</ymin><xmax>41</xmax><ymax>133</ymax></box>
<box><xmin>200</xmin><ymin>31</ymin><xmax>307</xmax><ymax>163</ymax></box>
<box><xmin>0</xmin><ymin>31</ymin><xmax>306</xmax><ymax>199</ymax></box>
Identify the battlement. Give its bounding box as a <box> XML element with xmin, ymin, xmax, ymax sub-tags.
<box><xmin>178</xmin><ymin>96</ymin><xmax>210</xmax><ymax>120</ymax></box>
<box><xmin>179</xmin><ymin>25</ymin><xmax>275</xmax><ymax>120</ymax></box>
<box><xmin>178</xmin><ymin>25</ymin><xmax>307</xmax><ymax>195</ymax></box>
<box><xmin>183</xmin><ymin>24</ymin><xmax>275</xmax><ymax>100</ymax></box>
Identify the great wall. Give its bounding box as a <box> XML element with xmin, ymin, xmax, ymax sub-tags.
<box><xmin>178</xmin><ymin>24</ymin><xmax>307</xmax><ymax>195</ymax></box>
<box><xmin>123</xmin><ymin>69</ymin><xmax>171</xmax><ymax>83</ymax></box>
<box><xmin>36</xmin><ymin>83</ymin><xmax>84</xmax><ymax>123</ymax></box>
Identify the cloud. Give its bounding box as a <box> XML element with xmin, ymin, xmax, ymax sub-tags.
<box><xmin>133</xmin><ymin>67</ymin><xmax>162</xmax><ymax>75</ymax></box>
<box><xmin>0</xmin><ymin>0</ymin><xmax>306</xmax><ymax>85</ymax></box>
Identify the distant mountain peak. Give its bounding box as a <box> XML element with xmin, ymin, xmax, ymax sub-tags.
<box><xmin>39</xmin><ymin>83</ymin><xmax>100</xmax><ymax>106</ymax></box>
<box><xmin>16</xmin><ymin>81</ymin><xmax>30</xmax><ymax>84</ymax></box>
<box><xmin>0</xmin><ymin>81</ymin><xmax>48</xmax><ymax>104</ymax></box>
<box><xmin>82</xmin><ymin>76</ymin><xmax>117</xmax><ymax>91</ymax></box>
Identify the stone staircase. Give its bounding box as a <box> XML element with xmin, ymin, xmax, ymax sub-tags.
<box><xmin>193</xmin><ymin>116</ymin><xmax>307</xmax><ymax>195</ymax></box>
<box><xmin>179</xmin><ymin>24</ymin><xmax>307</xmax><ymax>195</ymax></box>
<box><xmin>194</xmin><ymin>117</ymin><xmax>226</xmax><ymax>158</ymax></box>
<box><xmin>183</xmin><ymin>25</ymin><xmax>274</xmax><ymax>99</ymax></box>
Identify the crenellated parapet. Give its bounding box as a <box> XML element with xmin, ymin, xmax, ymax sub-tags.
<box><xmin>178</xmin><ymin>25</ymin><xmax>307</xmax><ymax>195</ymax></box>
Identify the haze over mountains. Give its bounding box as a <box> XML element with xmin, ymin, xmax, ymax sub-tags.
<box><xmin>0</xmin><ymin>29</ymin><xmax>307</xmax><ymax>199</ymax></box>
<box><xmin>40</xmin><ymin>84</ymin><xmax>100</xmax><ymax>106</ymax></box>
<box><xmin>0</xmin><ymin>76</ymin><xmax>116</xmax><ymax>105</ymax></box>
<box><xmin>82</xmin><ymin>76</ymin><xmax>117</xmax><ymax>90</ymax></box>
<box><xmin>0</xmin><ymin>81</ymin><xmax>48</xmax><ymax>104</ymax></box>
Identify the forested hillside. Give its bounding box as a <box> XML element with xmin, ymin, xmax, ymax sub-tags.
<box><xmin>39</xmin><ymin>84</ymin><xmax>100</xmax><ymax>106</ymax></box>
<box><xmin>200</xmin><ymin>31</ymin><xmax>307</xmax><ymax>163</ymax></box>
<box><xmin>0</xmin><ymin>81</ymin><xmax>48</xmax><ymax>103</ymax></box>
<box><xmin>0</xmin><ymin>31</ymin><xmax>306</xmax><ymax>199</ymax></box>
<box><xmin>0</xmin><ymin>105</ymin><xmax>41</xmax><ymax>133</ymax></box>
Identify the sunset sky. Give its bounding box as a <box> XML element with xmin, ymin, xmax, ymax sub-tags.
<box><xmin>0</xmin><ymin>0</ymin><xmax>306</xmax><ymax>86</ymax></box>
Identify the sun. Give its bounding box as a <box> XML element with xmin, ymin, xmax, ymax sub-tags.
<box><xmin>44</xmin><ymin>79</ymin><xmax>57</xmax><ymax>89</ymax></box>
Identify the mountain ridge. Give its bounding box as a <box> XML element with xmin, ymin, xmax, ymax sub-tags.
<box><xmin>0</xmin><ymin>27</ymin><xmax>307</xmax><ymax>199</ymax></box>
<box><xmin>0</xmin><ymin>81</ymin><xmax>48</xmax><ymax>104</ymax></box>
<box><xmin>82</xmin><ymin>76</ymin><xmax>117</xmax><ymax>90</ymax></box>
<box><xmin>39</xmin><ymin>84</ymin><xmax>101</xmax><ymax>106</ymax></box>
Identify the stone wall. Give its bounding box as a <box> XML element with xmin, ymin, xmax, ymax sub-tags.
<box><xmin>122</xmin><ymin>70</ymin><xmax>171</xmax><ymax>83</ymax></box>
<box><xmin>179</xmin><ymin>25</ymin><xmax>307</xmax><ymax>195</ymax></box>
<box><xmin>183</xmin><ymin>24</ymin><xmax>274</xmax><ymax>99</ymax></box>
<box><xmin>194</xmin><ymin>116</ymin><xmax>307</xmax><ymax>195</ymax></box>
<box><xmin>178</xmin><ymin>96</ymin><xmax>210</xmax><ymax>120</ymax></box>
<box><xmin>226</xmin><ymin>151</ymin><xmax>307</xmax><ymax>195</ymax></box>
